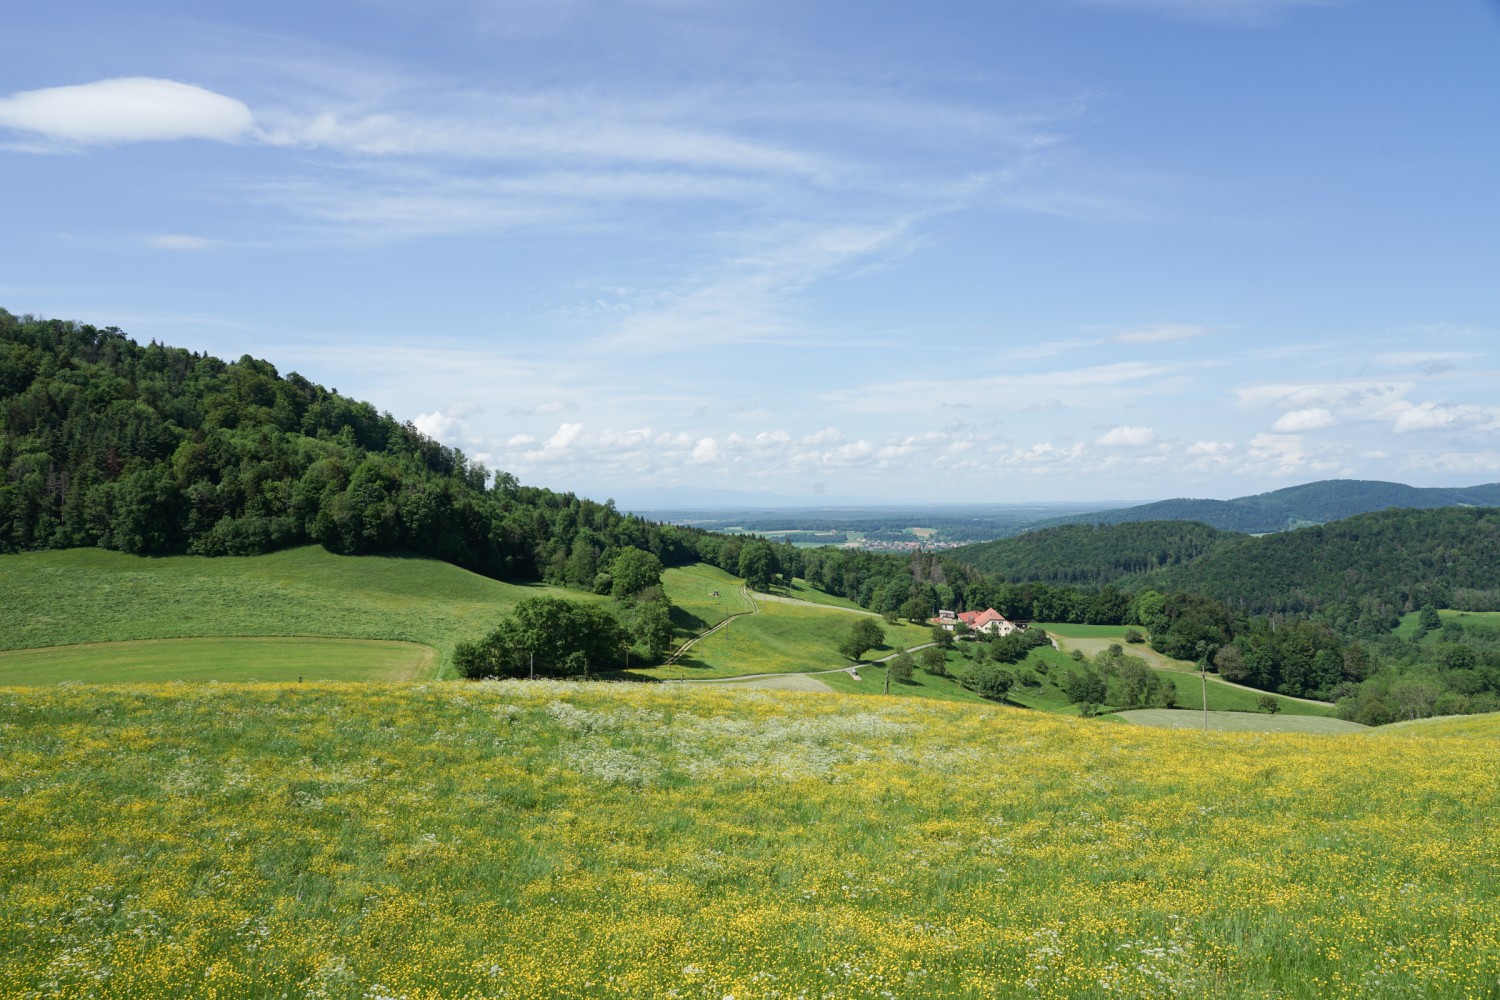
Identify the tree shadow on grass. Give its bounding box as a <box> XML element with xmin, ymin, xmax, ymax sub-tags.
<box><xmin>669</xmin><ymin>606</ymin><xmax>709</xmax><ymax>633</ymax></box>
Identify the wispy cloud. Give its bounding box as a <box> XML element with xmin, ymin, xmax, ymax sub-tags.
<box><xmin>1074</xmin><ymin>0</ymin><xmax>1341</xmax><ymax>25</ymax></box>
<box><xmin>591</xmin><ymin>217</ymin><xmax>918</xmax><ymax>352</ymax></box>
<box><xmin>830</xmin><ymin>360</ymin><xmax>1206</xmax><ymax>414</ymax></box>
<box><xmin>145</xmin><ymin>234</ymin><xmax>219</xmax><ymax>251</ymax></box>
<box><xmin>1112</xmin><ymin>323</ymin><xmax>1214</xmax><ymax>345</ymax></box>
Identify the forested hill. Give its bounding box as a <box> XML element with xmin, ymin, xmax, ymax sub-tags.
<box><xmin>947</xmin><ymin>505</ymin><xmax>1500</xmax><ymax>622</ymax></box>
<box><xmin>1028</xmin><ymin>479</ymin><xmax>1500</xmax><ymax>533</ymax></box>
<box><xmin>949</xmin><ymin>520</ymin><xmax>1233</xmax><ymax>588</ymax></box>
<box><xmin>1127</xmin><ymin>506</ymin><xmax>1500</xmax><ymax>620</ymax></box>
<box><xmin>0</xmin><ymin>310</ymin><xmax>707</xmax><ymax>582</ymax></box>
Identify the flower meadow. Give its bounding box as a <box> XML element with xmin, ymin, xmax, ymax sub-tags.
<box><xmin>1</xmin><ymin>681</ymin><xmax>1495</xmax><ymax>999</ymax></box>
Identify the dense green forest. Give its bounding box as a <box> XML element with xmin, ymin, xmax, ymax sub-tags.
<box><xmin>952</xmin><ymin>507</ymin><xmax>1500</xmax><ymax>620</ymax></box>
<box><xmin>951</xmin><ymin>520</ymin><xmax>1230</xmax><ymax>587</ymax></box>
<box><xmin>1028</xmin><ymin>478</ymin><xmax>1500</xmax><ymax>533</ymax></box>
<box><xmin>1133</xmin><ymin>506</ymin><xmax>1500</xmax><ymax>618</ymax></box>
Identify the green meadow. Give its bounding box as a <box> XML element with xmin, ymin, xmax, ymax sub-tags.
<box><xmin>1</xmin><ymin>681</ymin><xmax>1493</xmax><ymax>999</ymax></box>
<box><xmin>0</xmin><ymin>547</ymin><xmax>587</xmax><ymax>676</ymax></box>
<box><xmin>634</xmin><ymin>594</ymin><xmax>932</xmax><ymax>680</ymax></box>
<box><xmin>0</xmin><ymin>637</ymin><xmax>434</xmax><ymax>684</ymax></box>
<box><xmin>658</xmin><ymin>562</ymin><xmax>752</xmax><ymax>636</ymax></box>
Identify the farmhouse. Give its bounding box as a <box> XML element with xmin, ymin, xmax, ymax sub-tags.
<box><xmin>932</xmin><ymin>607</ymin><xmax>1018</xmax><ymax>636</ymax></box>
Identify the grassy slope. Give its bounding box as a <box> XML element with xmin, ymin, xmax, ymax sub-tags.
<box><xmin>1381</xmin><ymin>711</ymin><xmax>1500</xmax><ymax>737</ymax></box>
<box><xmin>636</xmin><ymin>595</ymin><xmax>933</xmax><ymax>680</ymax></box>
<box><xmin>1</xmin><ymin>681</ymin><xmax>1493</xmax><ymax>999</ymax></box>
<box><xmin>0</xmin><ymin>546</ymin><xmax>586</xmax><ymax>675</ymax></box>
<box><xmin>778</xmin><ymin>577</ymin><xmax>868</xmax><ymax>610</ymax></box>
<box><xmin>0</xmin><ymin>637</ymin><xmax>436</xmax><ymax>684</ymax></box>
<box><xmin>1394</xmin><ymin>608</ymin><xmax>1500</xmax><ymax>642</ymax></box>
<box><xmin>658</xmin><ymin>563</ymin><xmax>751</xmax><ymax>637</ymax></box>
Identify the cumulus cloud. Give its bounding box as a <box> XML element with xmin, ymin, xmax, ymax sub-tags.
<box><xmin>1271</xmin><ymin>408</ymin><xmax>1337</xmax><ymax>433</ymax></box>
<box><xmin>0</xmin><ymin>78</ymin><xmax>254</xmax><ymax>145</ymax></box>
<box><xmin>689</xmin><ymin>437</ymin><xmax>720</xmax><ymax>463</ymax></box>
<box><xmin>1096</xmin><ymin>425</ymin><xmax>1156</xmax><ymax>446</ymax></box>
<box><xmin>413</xmin><ymin>402</ymin><xmax>484</xmax><ymax>442</ymax></box>
<box><xmin>543</xmin><ymin>422</ymin><xmax>585</xmax><ymax>451</ymax></box>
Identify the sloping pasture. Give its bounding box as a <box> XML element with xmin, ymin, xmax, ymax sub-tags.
<box><xmin>1</xmin><ymin>681</ymin><xmax>1493</xmax><ymax>999</ymax></box>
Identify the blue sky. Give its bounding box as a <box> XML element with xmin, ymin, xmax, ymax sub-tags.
<box><xmin>3</xmin><ymin>0</ymin><xmax>1498</xmax><ymax>506</ymax></box>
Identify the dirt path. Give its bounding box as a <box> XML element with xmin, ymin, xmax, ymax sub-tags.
<box><xmin>665</xmin><ymin>587</ymin><xmax>759</xmax><ymax>666</ymax></box>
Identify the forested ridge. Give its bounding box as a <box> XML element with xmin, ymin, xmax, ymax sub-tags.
<box><xmin>1132</xmin><ymin>506</ymin><xmax>1500</xmax><ymax>618</ymax></box>
<box><xmin>952</xmin><ymin>507</ymin><xmax>1500</xmax><ymax>620</ymax></box>
<box><xmin>1029</xmin><ymin>478</ymin><xmax>1500</xmax><ymax>533</ymax></box>
<box><xmin>951</xmin><ymin>520</ymin><xmax>1232</xmax><ymax>588</ymax></box>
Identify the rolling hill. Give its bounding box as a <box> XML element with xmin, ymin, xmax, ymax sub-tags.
<box><xmin>1025</xmin><ymin>478</ymin><xmax>1500</xmax><ymax>533</ymax></box>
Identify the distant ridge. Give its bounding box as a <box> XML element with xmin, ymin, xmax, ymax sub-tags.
<box><xmin>1027</xmin><ymin>479</ymin><xmax>1500</xmax><ymax>534</ymax></box>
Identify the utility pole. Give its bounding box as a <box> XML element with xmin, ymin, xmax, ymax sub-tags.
<box><xmin>1197</xmin><ymin>640</ymin><xmax>1209</xmax><ymax>732</ymax></box>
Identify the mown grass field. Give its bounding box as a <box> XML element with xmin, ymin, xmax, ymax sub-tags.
<box><xmin>1</xmin><ymin>681</ymin><xmax>1494</xmax><ymax>999</ymax></box>
<box><xmin>634</xmin><ymin>596</ymin><xmax>932</xmax><ymax>681</ymax></box>
<box><xmin>658</xmin><ymin>563</ymin><xmax>751</xmax><ymax>638</ymax></box>
<box><xmin>0</xmin><ymin>547</ymin><xmax>595</xmax><ymax>677</ymax></box>
<box><xmin>0</xmin><ymin>637</ymin><xmax>435</xmax><ymax>684</ymax></box>
<box><xmin>778</xmin><ymin>578</ymin><xmax>868</xmax><ymax>610</ymax></box>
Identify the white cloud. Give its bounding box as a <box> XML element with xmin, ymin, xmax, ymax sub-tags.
<box><xmin>0</xmin><ymin>78</ymin><xmax>254</xmax><ymax>146</ymax></box>
<box><xmin>689</xmin><ymin>437</ymin><xmax>720</xmax><ymax>463</ymax></box>
<box><xmin>802</xmin><ymin>427</ymin><xmax>845</xmax><ymax>447</ymax></box>
<box><xmin>414</xmin><ymin>409</ymin><xmax>463</xmax><ymax>440</ymax></box>
<box><xmin>1096</xmin><ymin>425</ymin><xmax>1156</xmax><ymax>446</ymax></box>
<box><xmin>1237</xmin><ymin>380</ymin><xmax>1410</xmax><ymax>416</ymax></box>
<box><xmin>1242</xmin><ymin>432</ymin><xmax>1342</xmax><ymax>478</ymax></box>
<box><xmin>543</xmin><ymin>422</ymin><xmax>585</xmax><ymax>451</ymax></box>
<box><xmin>1186</xmin><ymin>440</ymin><xmax>1233</xmax><ymax>456</ymax></box>
<box><xmin>1389</xmin><ymin>401</ymin><xmax>1500</xmax><ymax>435</ymax></box>
<box><xmin>1271</xmin><ymin>408</ymin><xmax>1337</xmax><ymax>433</ymax></box>
<box><xmin>413</xmin><ymin>401</ymin><xmax>485</xmax><ymax>442</ymax></box>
